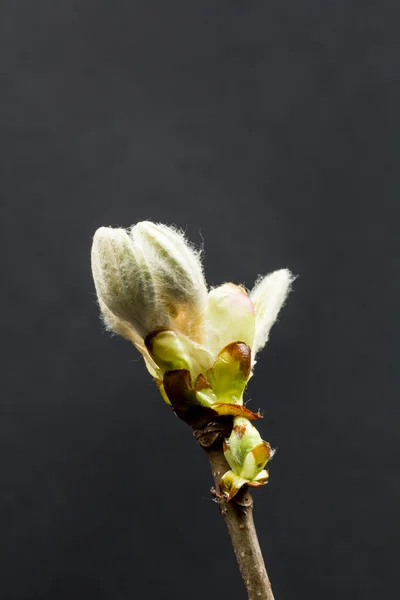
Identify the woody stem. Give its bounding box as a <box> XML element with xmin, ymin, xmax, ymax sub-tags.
<box><xmin>195</xmin><ymin>424</ymin><xmax>275</xmax><ymax>600</ymax></box>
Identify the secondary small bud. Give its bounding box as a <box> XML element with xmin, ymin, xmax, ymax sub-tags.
<box><xmin>225</xmin><ymin>417</ymin><xmax>270</xmax><ymax>477</ymax></box>
<box><xmin>221</xmin><ymin>416</ymin><xmax>272</xmax><ymax>499</ymax></box>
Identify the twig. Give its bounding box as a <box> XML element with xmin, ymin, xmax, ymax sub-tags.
<box><xmin>195</xmin><ymin>422</ymin><xmax>275</xmax><ymax>600</ymax></box>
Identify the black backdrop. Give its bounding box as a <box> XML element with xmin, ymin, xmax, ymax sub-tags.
<box><xmin>1</xmin><ymin>2</ymin><xmax>398</xmax><ymax>599</ymax></box>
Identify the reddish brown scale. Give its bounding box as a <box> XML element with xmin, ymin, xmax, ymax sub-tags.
<box><xmin>233</xmin><ymin>424</ymin><xmax>247</xmax><ymax>439</ymax></box>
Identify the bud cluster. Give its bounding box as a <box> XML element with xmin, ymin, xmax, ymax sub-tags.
<box><xmin>91</xmin><ymin>221</ymin><xmax>293</xmax><ymax>499</ymax></box>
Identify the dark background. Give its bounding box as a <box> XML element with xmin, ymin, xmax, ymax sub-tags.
<box><xmin>1</xmin><ymin>1</ymin><xmax>398</xmax><ymax>599</ymax></box>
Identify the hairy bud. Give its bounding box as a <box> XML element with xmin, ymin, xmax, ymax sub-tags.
<box><xmin>91</xmin><ymin>223</ymin><xmax>208</xmax><ymax>341</ymax></box>
<box><xmin>131</xmin><ymin>222</ymin><xmax>207</xmax><ymax>343</ymax></box>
